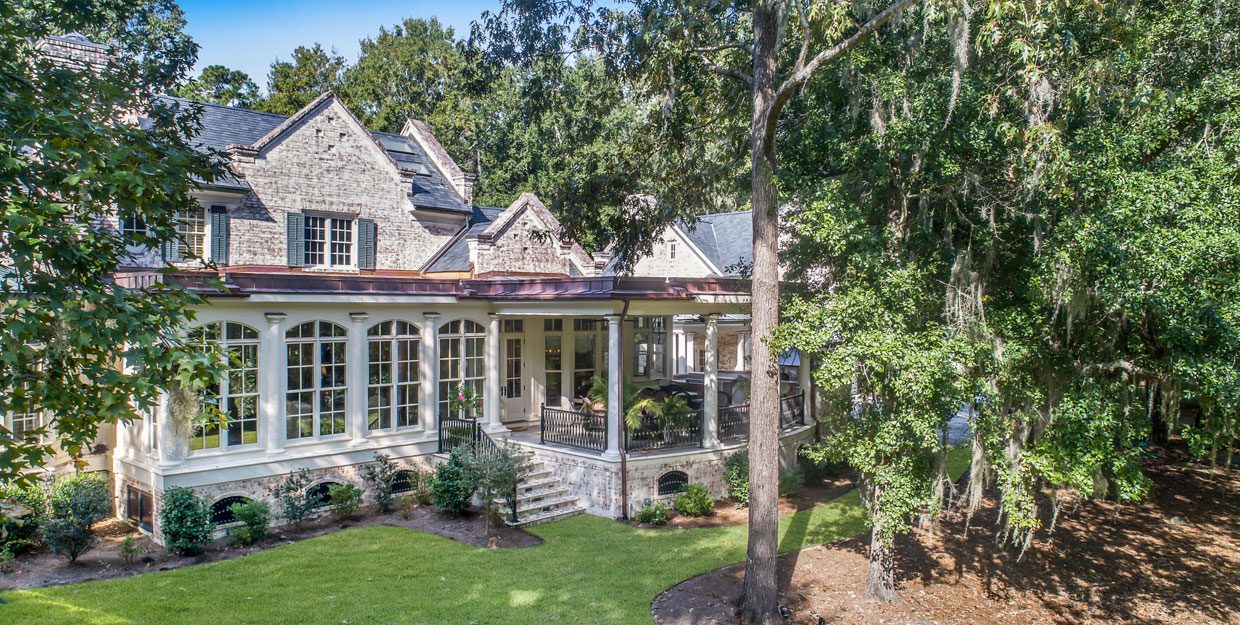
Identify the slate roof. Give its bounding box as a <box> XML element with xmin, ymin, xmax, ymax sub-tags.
<box><xmin>678</xmin><ymin>210</ymin><xmax>753</xmax><ymax>275</ymax></box>
<box><xmin>422</xmin><ymin>206</ymin><xmax>506</xmax><ymax>272</ymax></box>
<box><xmin>164</xmin><ymin>97</ymin><xmax>471</xmax><ymax>213</ymax></box>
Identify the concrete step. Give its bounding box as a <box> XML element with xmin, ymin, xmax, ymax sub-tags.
<box><xmin>510</xmin><ymin>494</ymin><xmax>579</xmax><ymax>515</ymax></box>
<box><xmin>506</xmin><ymin>503</ymin><xmax>585</xmax><ymax>527</ymax></box>
<box><xmin>499</xmin><ymin>485</ymin><xmax>569</xmax><ymax>506</ymax></box>
<box><xmin>516</xmin><ymin>476</ymin><xmax>560</xmax><ymax>493</ymax></box>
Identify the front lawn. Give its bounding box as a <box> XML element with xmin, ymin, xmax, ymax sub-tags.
<box><xmin>2</xmin><ymin>450</ymin><xmax>968</xmax><ymax>625</ymax></box>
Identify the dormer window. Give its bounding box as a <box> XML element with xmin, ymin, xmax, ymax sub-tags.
<box><xmin>304</xmin><ymin>215</ymin><xmax>353</xmax><ymax>268</ymax></box>
<box><xmin>174</xmin><ymin>207</ymin><xmax>206</xmax><ymax>258</ymax></box>
<box><xmin>669</xmin><ymin>240</ymin><xmax>677</xmax><ymax>259</ymax></box>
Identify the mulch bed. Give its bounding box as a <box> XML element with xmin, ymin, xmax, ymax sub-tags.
<box><xmin>628</xmin><ymin>478</ymin><xmax>856</xmax><ymax>529</ymax></box>
<box><xmin>1</xmin><ymin>503</ymin><xmax>539</xmax><ymax>591</ymax></box>
<box><xmin>654</xmin><ymin>447</ymin><xmax>1239</xmax><ymax>625</ymax></box>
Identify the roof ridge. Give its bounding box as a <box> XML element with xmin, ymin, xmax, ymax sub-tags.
<box><xmin>162</xmin><ymin>95</ymin><xmax>291</xmax><ymax>121</ymax></box>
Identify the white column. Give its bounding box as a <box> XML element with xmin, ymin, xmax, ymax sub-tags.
<box><xmin>421</xmin><ymin>313</ymin><xmax>440</xmax><ymax>437</ymax></box>
<box><xmin>703</xmin><ymin>314</ymin><xmax>720</xmax><ymax>448</ymax></box>
<box><xmin>348</xmin><ymin>312</ymin><xmax>369</xmax><ymax>444</ymax></box>
<box><xmin>604</xmin><ymin>314</ymin><xmax>622</xmax><ymax>460</ymax></box>
<box><xmin>155</xmin><ymin>392</ymin><xmax>180</xmax><ymax>467</ymax></box>
<box><xmin>685</xmin><ymin>332</ymin><xmax>696</xmax><ymax>372</ymax></box>
<box><xmin>484</xmin><ymin>313</ymin><xmax>505</xmax><ymax>433</ymax></box>
<box><xmin>736</xmin><ymin>332</ymin><xmax>748</xmax><ymax>371</ymax></box>
<box><xmin>673</xmin><ymin>329</ymin><xmax>685</xmax><ymax>374</ymax></box>
<box><xmin>797</xmin><ymin>349</ymin><xmax>812</xmax><ymax>423</ymax></box>
<box><xmin>263</xmin><ymin>312</ymin><xmax>287</xmax><ymax>455</ymax></box>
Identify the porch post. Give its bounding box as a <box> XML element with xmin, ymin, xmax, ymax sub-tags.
<box><xmin>421</xmin><ymin>313</ymin><xmax>440</xmax><ymax>437</ymax></box>
<box><xmin>484</xmin><ymin>313</ymin><xmax>505</xmax><ymax>433</ymax></box>
<box><xmin>797</xmin><ymin>349</ymin><xmax>812</xmax><ymax>424</ymax></box>
<box><xmin>685</xmin><ymin>332</ymin><xmax>696</xmax><ymax>372</ymax></box>
<box><xmin>348</xmin><ymin>312</ymin><xmax>369</xmax><ymax>444</ymax></box>
<box><xmin>263</xmin><ymin>312</ymin><xmax>287</xmax><ymax>456</ymax></box>
<box><xmin>703</xmin><ymin>313</ymin><xmax>720</xmax><ymax>448</ymax></box>
<box><xmin>603</xmin><ymin>314</ymin><xmax>622</xmax><ymax>460</ymax></box>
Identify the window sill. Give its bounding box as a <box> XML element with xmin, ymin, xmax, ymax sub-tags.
<box><xmin>364</xmin><ymin>427</ymin><xmax>427</xmax><ymax>440</ymax></box>
<box><xmin>186</xmin><ymin>444</ymin><xmax>262</xmax><ymax>459</ymax></box>
<box><xmin>301</xmin><ymin>266</ymin><xmax>360</xmax><ymax>274</ymax></box>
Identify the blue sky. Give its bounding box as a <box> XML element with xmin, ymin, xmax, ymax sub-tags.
<box><xmin>179</xmin><ymin>0</ymin><xmax>500</xmax><ymax>90</ymax></box>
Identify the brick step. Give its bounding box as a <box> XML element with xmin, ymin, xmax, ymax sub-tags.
<box><xmin>508</xmin><ymin>494</ymin><xmax>579</xmax><ymax>516</ymax></box>
<box><xmin>516</xmin><ymin>476</ymin><xmax>560</xmax><ymax>493</ymax></box>
<box><xmin>498</xmin><ymin>485</ymin><xmax>568</xmax><ymax>507</ymax></box>
<box><xmin>505</xmin><ymin>503</ymin><xmax>585</xmax><ymax>527</ymax></box>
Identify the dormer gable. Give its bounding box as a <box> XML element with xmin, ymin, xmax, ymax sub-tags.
<box><xmin>401</xmin><ymin>119</ymin><xmax>474</xmax><ymax>203</ymax></box>
<box><xmin>469</xmin><ymin>193</ymin><xmax>596</xmax><ymax>277</ymax></box>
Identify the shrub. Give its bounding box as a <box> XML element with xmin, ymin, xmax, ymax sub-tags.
<box><xmin>797</xmin><ymin>444</ymin><xmax>848</xmax><ymax>484</ymax></box>
<box><xmin>673</xmin><ymin>484</ymin><xmax>715</xmax><ymax>517</ymax></box>
<box><xmin>633</xmin><ymin>503</ymin><xmax>669</xmax><ymax>525</ymax></box>
<box><xmin>724</xmin><ymin>451</ymin><xmax>750</xmax><ymax>506</ymax></box>
<box><xmin>362</xmin><ymin>454</ymin><xmax>399</xmax><ymax>513</ymax></box>
<box><xmin>42</xmin><ymin>473</ymin><xmax>111</xmax><ymax>562</ymax></box>
<box><xmin>161</xmin><ymin>487</ymin><xmax>214</xmax><ymax>556</ymax></box>
<box><xmin>394</xmin><ymin>494</ymin><xmax>416</xmax><ymax>520</ymax></box>
<box><xmin>779</xmin><ymin>470</ymin><xmax>804</xmax><ymax>497</ymax></box>
<box><xmin>328</xmin><ymin>483</ymin><xmax>363</xmax><ymax>520</ymax></box>
<box><xmin>228</xmin><ymin>500</ymin><xmax>270</xmax><ymax>545</ymax></box>
<box><xmin>0</xmin><ymin>482</ymin><xmax>46</xmax><ymax>555</ymax></box>
<box><xmin>413</xmin><ymin>473</ymin><xmax>434</xmax><ymax>506</ymax></box>
<box><xmin>0</xmin><ymin>548</ymin><xmax>14</xmax><ymax>573</ymax></box>
<box><xmin>272</xmin><ymin>468</ymin><xmax>315</xmax><ymax>526</ymax></box>
<box><xmin>463</xmin><ymin>444</ymin><xmax>529</xmax><ymax>531</ymax></box>
<box><xmin>430</xmin><ymin>448</ymin><xmax>476</xmax><ymax>516</ymax></box>
<box><xmin>119</xmin><ymin>534</ymin><xmax>142</xmax><ymax>563</ymax></box>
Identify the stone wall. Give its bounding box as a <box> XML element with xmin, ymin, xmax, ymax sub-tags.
<box><xmin>630</xmin><ymin>227</ymin><xmax>715</xmax><ymax>277</ymax></box>
<box><xmin>473</xmin><ymin>206</ymin><xmax>584</xmax><ymax>276</ymax></box>
<box><xmin>229</xmin><ymin>97</ymin><xmax>461</xmax><ymax>270</ymax></box>
<box><xmin>718</xmin><ymin>332</ymin><xmax>740</xmax><ymax>371</ymax></box>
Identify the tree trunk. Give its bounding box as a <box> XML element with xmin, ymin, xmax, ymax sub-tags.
<box><xmin>739</xmin><ymin>3</ymin><xmax>784</xmax><ymax>624</ymax></box>
<box><xmin>865</xmin><ymin>481</ymin><xmax>899</xmax><ymax>602</ymax></box>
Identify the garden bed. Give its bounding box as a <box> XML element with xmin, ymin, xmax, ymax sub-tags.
<box><xmin>1</xmin><ymin>503</ymin><xmax>539</xmax><ymax>591</ymax></box>
<box><xmin>628</xmin><ymin>478</ymin><xmax>855</xmax><ymax>529</ymax></box>
<box><xmin>653</xmin><ymin>447</ymin><xmax>1238</xmax><ymax>625</ymax></box>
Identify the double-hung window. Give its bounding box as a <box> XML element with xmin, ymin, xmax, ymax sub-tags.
<box><xmin>188</xmin><ymin>322</ymin><xmax>260</xmax><ymax>451</ymax></box>
<box><xmin>304</xmin><ymin>215</ymin><xmax>354</xmax><ymax>268</ymax></box>
<box><xmin>174</xmin><ymin>207</ymin><xmax>207</xmax><ymax>259</ymax></box>
<box><xmin>633</xmin><ymin>316</ymin><xmax>668</xmax><ymax>379</ymax></box>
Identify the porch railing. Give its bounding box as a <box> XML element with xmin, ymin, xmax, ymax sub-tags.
<box><xmin>719</xmin><ymin>404</ymin><xmax>750</xmax><ymax>442</ymax></box>
<box><xmin>540</xmin><ymin>404</ymin><xmax>608</xmax><ymax>452</ymax></box>
<box><xmin>625</xmin><ymin>408</ymin><xmax>704</xmax><ymax>452</ymax></box>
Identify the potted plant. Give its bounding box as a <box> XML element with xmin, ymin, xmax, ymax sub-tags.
<box><xmin>449</xmin><ymin>384</ymin><xmax>481</xmax><ymax>419</ymax></box>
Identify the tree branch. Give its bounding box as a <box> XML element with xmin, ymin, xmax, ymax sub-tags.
<box><xmin>692</xmin><ymin>42</ymin><xmax>753</xmax><ymax>55</ymax></box>
<box><xmin>794</xmin><ymin>0</ymin><xmax>811</xmax><ymax>74</ymax></box>
<box><xmin>698</xmin><ymin>51</ymin><xmax>752</xmax><ymax>86</ymax></box>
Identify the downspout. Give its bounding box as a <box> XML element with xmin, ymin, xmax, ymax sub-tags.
<box><xmin>617</xmin><ymin>299</ymin><xmax>631</xmax><ymax>519</ymax></box>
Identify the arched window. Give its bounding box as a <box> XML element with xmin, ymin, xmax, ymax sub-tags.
<box><xmin>438</xmin><ymin>320</ymin><xmax>485</xmax><ymax>417</ymax></box>
<box><xmin>367</xmin><ymin>321</ymin><xmax>420</xmax><ymax>431</ymax></box>
<box><xmin>657</xmin><ymin>471</ymin><xmax>689</xmax><ymax>496</ymax></box>
<box><xmin>305</xmin><ymin>481</ymin><xmax>341</xmax><ymax>509</ymax></box>
<box><xmin>286</xmin><ymin>321</ymin><xmax>348</xmax><ymax>440</ymax></box>
<box><xmin>188</xmin><ymin>321</ymin><xmax>260</xmax><ymax>451</ymax></box>
<box><xmin>392</xmin><ymin>470</ymin><xmax>418</xmax><ymax>494</ymax></box>
<box><xmin>210</xmin><ymin>495</ymin><xmax>252</xmax><ymax>525</ymax></box>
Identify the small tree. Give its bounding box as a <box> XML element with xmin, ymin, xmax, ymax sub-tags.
<box><xmin>362</xmin><ymin>454</ymin><xmax>399</xmax><ymax>513</ymax></box>
<box><xmin>42</xmin><ymin>473</ymin><xmax>111</xmax><ymax>562</ymax></box>
<box><xmin>272</xmin><ymin>468</ymin><xmax>315</xmax><ymax>526</ymax></box>
<box><xmin>160</xmin><ymin>487</ymin><xmax>214</xmax><ymax>556</ymax></box>
<box><xmin>465</xmin><ymin>444</ymin><xmax>530</xmax><ymax>534</ymax></box>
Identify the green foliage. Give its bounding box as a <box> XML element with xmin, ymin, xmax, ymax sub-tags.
<box><xmin>228</xmin><ymin>500</ymin><xmax>270</xmax><ymax>546</ymax></box>
<box><xmin>633</xmin><ymin>502</ymin><xmax>669</xmax><ymax>525</ymax></box>
<box><xmin>328</xmin><ymin>484</ymin><xmax>363</xmax><ymax>521</ymax></box>
<box><xmin>272</xmin><ymin>468</ymin><xmax>316</xmax><ymax>526</ymax></box>
<box><xmin>462</xmin><ymin>444</ymin><xmax>530</xmax><ymax>528</ymax></box>
<box><xmin>41</xmin><ymin>473</ymin><xmax>111</xmax><ymax>562</ymax></box>
<box><xmin>448</xmin><ymin>384</ymin><xmax>482</xmax><ymax>418</ymax></box>
<box><xmin>778</xmin><ymin>470</ymin><xmax>804</xmax><ymax>498</ymax></box>
<box><xmin>119</xmin><ymin>534</ymin><xmax>141</xmax><ymax>563</ymax></box>
<box><xmin>724</xmin><ymin>451</ymin><xmax>750</xmax><ymax>506</ymax></box>
<box><xmin>362</xmin><ymin>454</ymin><xmax>399</xmax><ymax>513</ymax></box>
<box><xmin>0</xmin><ymin>0</ymin><xmax>226</xmax><ymax>483</ymax></box>
<box><xmin>672</xmin><ymin>484</ymin><xmax>714</xmax><ymax>517</ymax></box>
<box><xmin>0</xmin><ymin>482</ymin><xmax>45</xmax><ymax>554</ymax></box>
<box><xmin>430</xmin><ymin>449</ymin><xmax>476</xmax><ymax>516</ymax></box>
<box><xmin>797</xmin><ymin>444</ymin><xmax>847</xmax><ymax>485</ymax></box>
<box><xmin>173</xmin><ymin>64</ymin><xmax>260</xmax><ymax>107</ymax></box>
<box><xmin>160</xmin><ymin>487</ymin><xmax>213</xmax><ymax>556</ymax></box>
<box><xmin>254</xmin><ymin>43</ymin><xmax>345</xmax><ymax>115</ymax></box>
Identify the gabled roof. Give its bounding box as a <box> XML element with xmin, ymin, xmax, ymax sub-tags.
<box><xmin>422</xmin><ymin>206</ymin><xmax>505</xmax><ymax>272</ymax></box>
<box><xmin>678</xmin><ymin>210</ymin><xmax>753</xmax><ymax>275</ymax></box>
<box><xmin>164</xmin><ymin>95</ymin><xmax>472</xmax><ymax>213</ymax></box>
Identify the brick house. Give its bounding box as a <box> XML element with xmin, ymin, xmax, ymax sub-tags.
<box><xmin>14</xmin><ymin>36</ymin><xmax>814</xmax><ymax>538</ymax></box>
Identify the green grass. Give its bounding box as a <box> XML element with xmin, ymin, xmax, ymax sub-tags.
<box><xmin>3</xmin><ymin>449</ymin><xmax>969</xmax><ymax>625</ymax></box>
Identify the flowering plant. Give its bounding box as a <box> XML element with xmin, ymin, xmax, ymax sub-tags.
<box><xmin>448</xmin><ymin>383</ymin><xmax>482</xmax><ymax>417</ymax></box>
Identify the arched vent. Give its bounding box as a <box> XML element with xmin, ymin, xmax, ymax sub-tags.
<box><xmin>210</xmin><ymin>496</ymin><xmax>252</xmax><ymax>525</ymax></box>
<box><xmin>392</xmin><ymin>470</ymin><xmax>418</xmax><ymax>494</ymax></box>
<box><xmin>657</xmin><ymin>471</ymin><xmax>689</xmax><ymax>496</ymax></box>
<box><xmin>306</xmin><ymin>482</ymin><xmax>342</xmax><ymax>509</ymax></box>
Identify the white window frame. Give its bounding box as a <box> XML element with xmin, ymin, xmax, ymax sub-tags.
<box><xmin>285</xmin><ymin>320</ymin><xmax>349</xmax><ymax>440</ymax></box>
<box><xmin>6</xmin><ymin>410</ymin><xmax>42</xmax><ymax>443</ymax></box>
<box><xmin>632</xmin><ymin>316</ymin><xmax>668</xmax><ymax>380</ymax></box>
<box><xmin>188</xmin><ymin>321</ymin><xmax>261</xmax><ymax>453</ymax></box>
<box><xmin>367</xmin><ymin>320</ymin><xmax>421</xmax><ymax>431</ymax></box>
<box><xmin>174</xmin><ymin>205</ymin><xmax>208</xmax><ymax>259</ymax></box>
<box><xmin>438</xmin><ymin>320</ymin><xmax>486</xmax><ymax>417</ymax></box>
<box><xmin>304</xmin><ymin>214</ymin><xmax>356</xmax><ymax>269</ymax></box>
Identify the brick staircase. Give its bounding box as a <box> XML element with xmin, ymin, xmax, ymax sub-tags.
<box><xmin>497</xmin><ymin>451</ymin><xmax>584</xmax><ymax>527</ymax></box>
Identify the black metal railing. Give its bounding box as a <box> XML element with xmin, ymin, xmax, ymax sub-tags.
<box><xmin>779</xmin><ymin>391</ymin><xmax>807</xmax><ymax>429</ymax></box>
<box><xmin>626</xmin><ymin>408</ymin><xmax>704</xmax><ymax>452</ymax></box>
<box><xmin>719</xmin><ymin>404</ymin><xmax>750</xmax><ymax>442</ymax></box>
<box><xmin>436</xmin><ymin>413</ymin><xmax>518</xmax><ymax>523</ymax></box>
<box><xmin>540</xmin><ymin>404</ymin><xmax>608</xmax><ymax>452</ymax></box>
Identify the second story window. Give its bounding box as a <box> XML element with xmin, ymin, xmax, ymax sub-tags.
<box><xmin>304</xmin><ymin>215</ymin><xmax>353</xmax><ymax>268</ymax></box>
<box><xmin>175</xmin><ymin>207</ymin><xmax>206</xmax><ymax>259</ymax></box>
<box><xmin>120</xmin><ymin>216</ymin><xmax>148</xmax><ymax>240</ymax></box>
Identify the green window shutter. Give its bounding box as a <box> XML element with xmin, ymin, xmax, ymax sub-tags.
<box><xmin>286</xmin><ymin>212</ymin><xmax>305</xmax><ymax>267</ymax></box>
<box><xmin>162</xmin><ymin>238</ymin><xmax>181</xmax><ymax>263</ymax></box>
<box><xmin>358</xmin><ymin>218</ymin><xmax>376</xmax><ymax>270</ymax></box>
<box><xmin>209</xmin><ymin>205</ymin><xmax>229</xmax><ymax>265</ymax></box>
